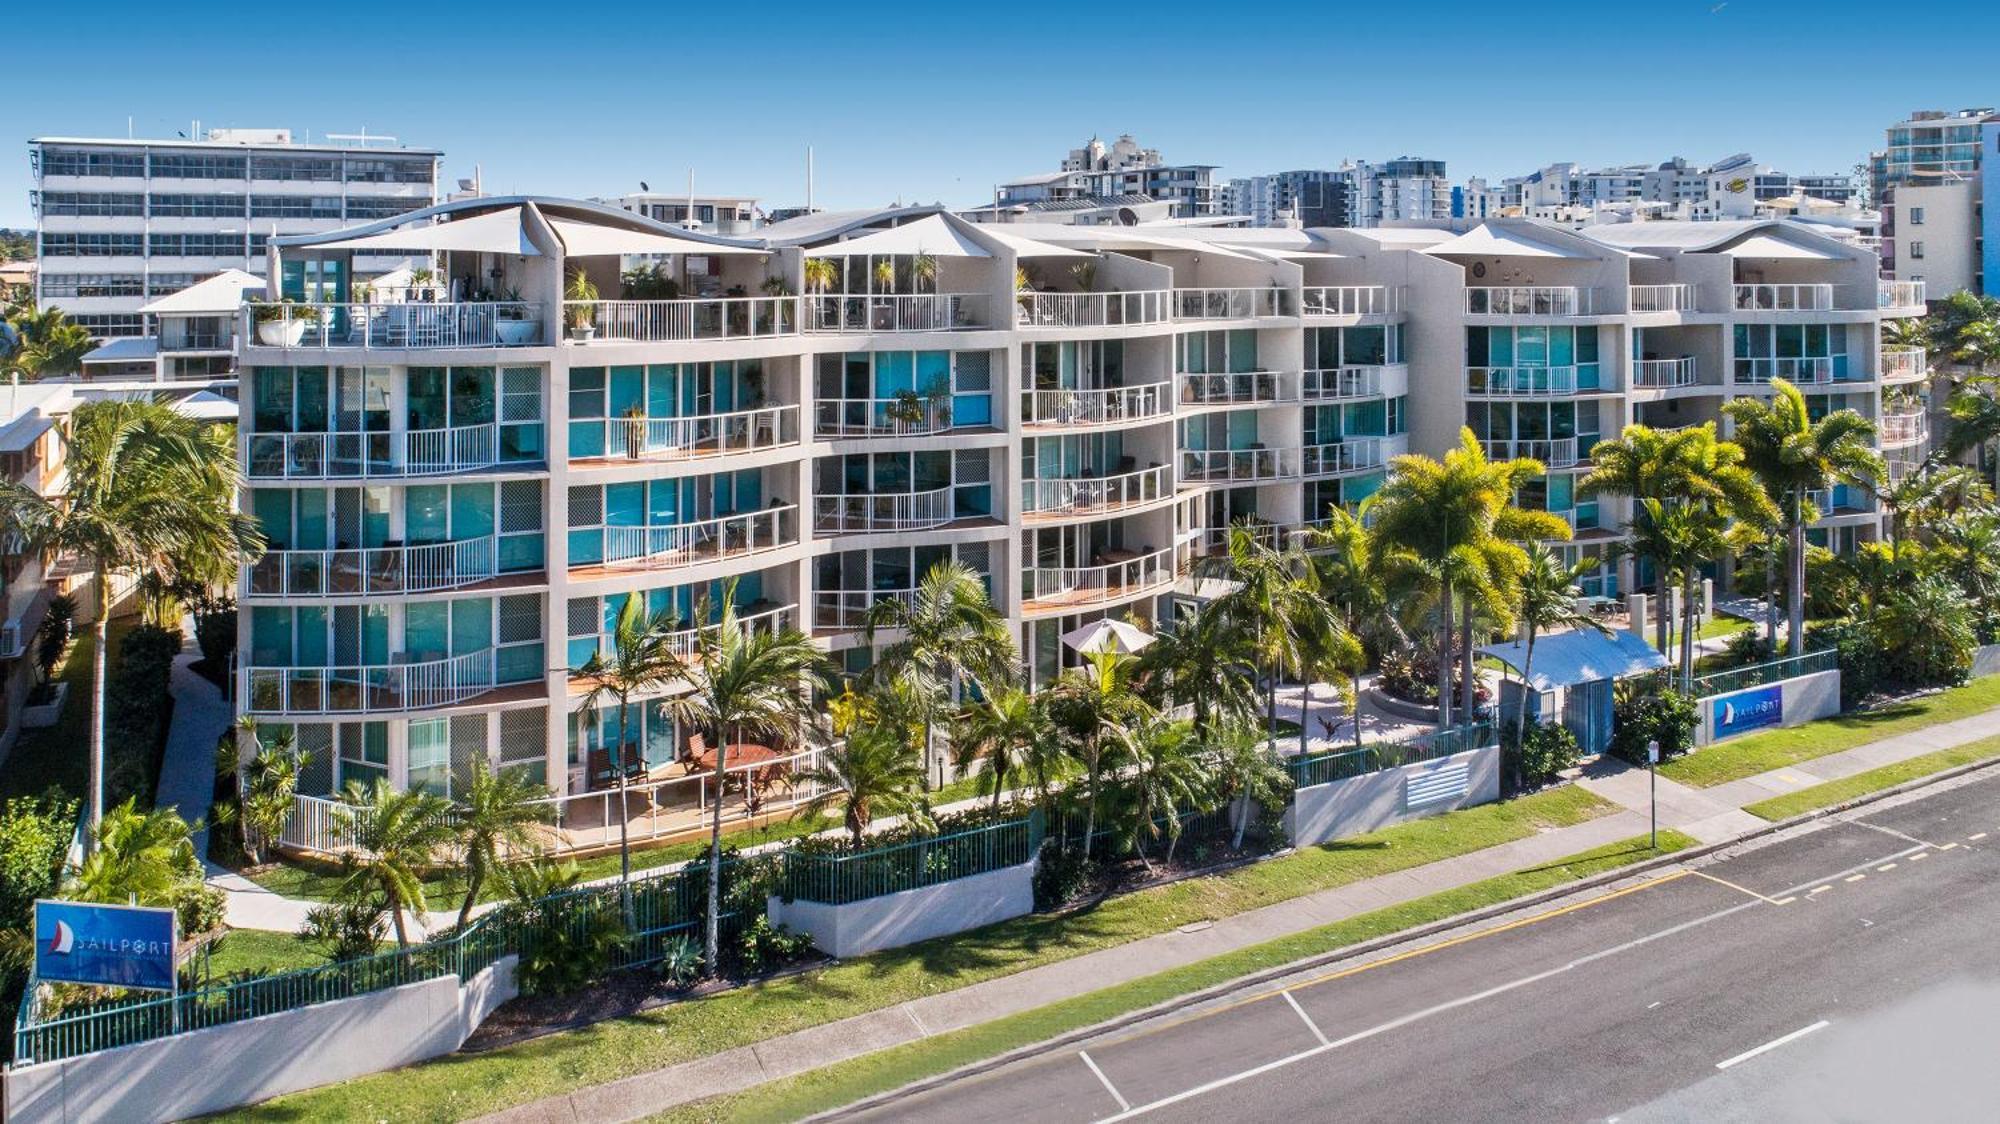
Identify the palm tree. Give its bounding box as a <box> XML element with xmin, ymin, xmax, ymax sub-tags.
<box><xmin>1509</xmin><ymin>544</ymin><xmax>1609</xmax><ymax>749</ymax></box>
<box><xmin>1639</xmin><ymin>499</ymin><xmax>1733</xmax><ymax>688</ymax></box>
<box><xmin>1878</xmin><ymin>463</ymin><xmax>1994</xmax><ymax>558</ymax></box>
<box><xmin>1310</xmin><ymin>505</ymin><xmax>1401</xmax><ymax>749</ymax></box>
<box><xmin>1135</xmin><ymin>600</ymin><xmax>1257</xmax><ymax>743</ymax></box>
<box><xmin>67</xmin><ymin>799</ymin><xmax>200</xmax><ymax>906</ymax></box>
<box><xmin>660</xmin><ymin>588</ymin><xmax>830</xmax><ymax>973</ymax></box>
<box><xmin>575</xmin><ymin>593</ymin><xmax>687</xmax><ymax>883</ymax></box>
<box><xmin>6</xmin><ymin>306</ymin><xmax>94</xmax><ymax>379</ymax></box>
<box><xmin>1369</xmin><ymin>430</ymin><xmax>1568</xmax><ymax>725</ymax></box>
<box><xmin>335</xmin><ymin>780</ymin><xmax>453</xmax><ymax>947</ymax></box>
<box><xmin>1113</xmin><ymin>717</ymin><xmax>1210</xmax><ymax>870</ymax></box>
<box><xmin>1724</xmin><ymin>379</ymin><xmax>1884</xmax><ymax>654</ymax></box>
<box><xmin>1945</xmin><ymin>381</ymin><xmax>2000</xmax><ymax>489</ymax></box>
<box><xmin>451</xmin><ymin>764</ymin><xmax>553</xmax><ymax>927</ymax></box>
<box><xmin>1044</xmin><ymin>649</ymin><xmax>1151</xmax><ymax>858</ymax></box>
<box><xmin>862</xmin><ymin>560</ymin><xmax>1016</xmax><ymax>786</ymax></box>
<box><xmin>239</xmin><ymin>731</ymin><xmax>309</xmax><ymax>866</ymax></box>
<box><xmin>952</xmin><ymin>686</ymin><xmax>1055</xmax><ymax>813</ymax></box>
<box><xmin>794</xmin><ymin>723</ymin><xmax>930</xmax><ymax>846</ymax></box>
<box><xmin>0</xmin><ymin>399</ymin><xmax>262</xmax><ymax>845</ymax></box>
<box><xmin>802</xmin><ymin>257</ymin><xmax>839</xmax><ymax>295</ymax></box>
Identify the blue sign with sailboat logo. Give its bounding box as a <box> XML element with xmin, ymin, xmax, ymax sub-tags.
<box><xmin>1713</xmin><ymin>684</ymin><xmax>1784</xmax><ymax>739</ymax></box>
<box><xmin>33</xmin><ymin>900</ymin><xmax>178</xmax><ymax>992</ymax></box>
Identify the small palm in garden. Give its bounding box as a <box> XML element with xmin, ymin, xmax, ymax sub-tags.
<box><xmin>335</xmin><ymin>781</ymin><xmax>453</xmax><ymax>947</ymax></box>
<box><xmin>795</xmin><ymin>724</ymin><xmax>930</xmax><ymax>846</ymax></box>
<box><xmin>452</xmin><ymin>764</ymin><xmax>554</xmax><ymax>927</ymax></box>
<box><xmin>1114</xmin><ymin>717</ymin><xmax>1212</xmax><ymax>870</ymax></box>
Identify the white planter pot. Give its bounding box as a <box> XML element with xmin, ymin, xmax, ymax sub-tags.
<box><xmin>256</xmin><ymin>319</ymin><xmax>308</xmax><ymax>347</ymax></box>
<box><xmin>495</xmin><ymin>319</ymin><xmax>541</xmax><ymax>346</ymax></box>
<box><xmin>21</xmin><ymin>681</ymin><xmax>68</xmax><ymax>729</ymax></box>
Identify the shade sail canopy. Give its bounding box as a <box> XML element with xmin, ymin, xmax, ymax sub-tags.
<box><xmin>311</xmin><ymin>207</ymin><xmax>543</xmax><ymax>256</ymax></box>
<box><xmin>1710</xmin><ymin>231</ymin><xmax>1845</xmax><ymax>260</ymax></box>
<box><xmin>1426</xmin><ymin>224</ymin><xmax>1597</xmax><ymax>259</ymax></box>
<box><xmin>970</xmin><ymin>225</ymin><xmax>1092</xmax><ymax>259</ymax></box>
<box><xmin>1478</xmin><ymin>628</ymin><xmax>1668</xmax><ymax>692</ymax></box>
<box><xmin>1061</xmin><ymin>619</ymin><xmax>1156</xmax><ymax>655</ymax></box>
<box><xmin>806</xmin><ymin>214</ymin><xmax>992</xmax><ymax>258</ymax></box>
<box><xmin>140</xmin><ymin>269</ymin><xmax>265</xmax><ymax>315</ymax></box>
<box><xmin>549</xmin><ymin>217</ymin><xmax>764</xmax><ymax>257</ymax></box>
<box><xmin>168</xmin><ymin>390</ymin><xmax>240</xmax><ymax>422</ymax></box>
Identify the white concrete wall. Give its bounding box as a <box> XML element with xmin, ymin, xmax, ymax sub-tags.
<box><xmin>6</xmin><ymin>956</ymin><xmax>517</xmax><ymax>1124</ymax></box>
<box><xmin>767</xmin><ymin>860</ymin><xmax>1037</xmax><ymax>959</ymax></box>
<box><xmin>1696</xmin><ymin>668</ymin><xmax>1842</xmax><ymax>746</ymax></box>
<box><xmin>1285</xmin><ymin>744</ymin><xmax>1501</xmax><ymax>849</ymax></box>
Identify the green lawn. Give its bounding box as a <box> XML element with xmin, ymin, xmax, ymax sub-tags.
<box><xmin>1658</xmin><ymin>674</ymin><xmax>2000</xmax><ymax>789</ymax></box>
<box><xmin>226</xmin><ymin>786</ymin><xmax>1612</xmax><ymax>1122</ymax></box>
<box><xmin>0</xmin><ymin>618</ymin><xmax>149</xmax><ymax>806</ymax></box>
<box><xmin>654</xmin><ymin>830</ymin><xmax>1701</xmax><ymax>1124</ymax></box>
<box><xmin>193</xmin><ymin>927</ymin><xmax>329</xmax><ymax>982</ymax></box>
<box><xmin>1743</xmin><ymin>732</ymin><xmax>2000</xmax><ymax>821</ymax></box>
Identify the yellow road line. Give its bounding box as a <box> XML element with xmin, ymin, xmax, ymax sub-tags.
<box><xmin>1876</xmin><ymin>863</ymin><xmax>1897</xmax><ymax>872</ymax></box>
<box><xmin>1938</xmin><ymin>842</ymin><xmax>1959</xmax><ymax>851</ymax></box>
<box><xmin>1844</xmin><ymin>874</ymin><xmax>1866</xmax><ymax>883</ymax></box>
<box><xmin>1970</xmin><ymin>833</ymin><xmax>1988</xmax><ymax>842</ymax></box>
<box><xmin>1692</xmin><ymin>870</ymin><xmax>1790</xmax><ymax>906</ymax></box>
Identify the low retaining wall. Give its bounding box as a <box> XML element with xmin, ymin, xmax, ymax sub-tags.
<box><xmin>768</xmin><ymin>860</ymin><xmax>1037</xmax><ymax>959</ymax></box>
<box><xmin>1285</xmin><ymin>744</ymin><xmax>1501</xmax><ymax>849</ymax></box>
<box><xmin>1696</xmin><ymin>668</ymin><xmax>1841</xmax><ymax>747</ymax></box>
<box><xmin>5</xmin><ymin>956</ymin><xmax>518</xmax><ymax>1124</ymax></box>
<box><xmin>1974</xmin><ymin>644</ymin><xmax>2000</xmax><ymax>680</ymax></box>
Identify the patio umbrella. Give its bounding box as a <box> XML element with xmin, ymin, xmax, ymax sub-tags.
<box><xmin>1061</xmin><ymin>618</ymin><xmax>1156</xmax><ymax>655</ymax></box>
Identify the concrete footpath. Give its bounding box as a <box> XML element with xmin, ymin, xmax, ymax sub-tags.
<box><xmin>153</xmin><ymin>631</ymin><xmax>234</xmax><ymax>855</ymax></box>
<box><xmin>480</xmin><ymin>702</ymin><xmax>2000</xmax><ymax>1124</ymax></box>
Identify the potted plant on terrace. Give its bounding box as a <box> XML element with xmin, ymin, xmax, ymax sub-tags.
<box><xmin>254</xmin><ymin>300</ymin><xmax>322</xmax><ymax>347</ymax></box>
<box><xmin>495</xmin><ymin>286</ymin><xmax>541</xmax><ymax>346</ymax></box>
<box><xmin>885</xmin><ymin>388</ymin><xmax>926</xmax><ymax>433</ymax></box>
<box><xmin>620</xmin><ymin>404</ymin><xmax>647</xmax><ymax>459</ymax></box>
<box><xmin>567</xmin><ymin>269</ymin><xmax>600</xmax><ymax>342</ymax></box>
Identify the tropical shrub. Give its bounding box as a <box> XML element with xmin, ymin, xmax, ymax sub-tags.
<box><xmin>1721</xmin><ymin>626</ymin><xmax>1776</xmax><ymax>670</ymax></box>
<box><xmin>104</xmin><ymin>623</ymin><xmax>182</xmax><ymax>807</ymax></box>
<box><xmin>171</xmin><ymin>881</ymin><xmax>227</xmax><ymax>937</ymax></box>
<box><xmin>1508</xmin><ymin>722</ymin><xmax>1581</xmax><ymax>790</ymax></box>
<box><xmin>0</xmin><ymin>794</ymin><xmax>76</xmax><ymax>931</ymax></box>
<box><xmin>1806</xmin><ymin>618</ymin><xmax>1885</xmax><ymax>708</ymax></box>
<box><xmin>299</xmin><ymin>895</ymin><xmax>389</xmax><ymax>962</ymax></box>
<box><xmin>736</xmin><ymin>915</ymin><xmax>815</xmax><ymax>976</ymax></box>
<box><xmin>1031</xmin><ymin>843</ymin><xmax>1095</xmax><ymax>911</ymax></box>
<box><xmin>1875</xmin><ymin>575</ymin><xmax>1977</xmax><ymax>689</ymax></box>
<box><xmin>1608</xmin><ymin>679</ymin><xmax>1698</xmax><ymax>765</ymax></box>
<box><xmin>658</xmin><ymin>936</ymin><xmax>703</xmax><ymax>987</ymax></box>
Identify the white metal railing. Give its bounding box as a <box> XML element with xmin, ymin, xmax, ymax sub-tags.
<box><xmin>1021</xmin><ymin>382</ymin><xmax>1173</xmax><ymax>426</ymax></box>
<box><xmin>811</xmin><ymin>487</ymin><xmax>955</xmax><ymax>533</ymax></box>
<box><xmin>1464</xmin><ymin>287</ymin><xmax>1595</xmax><ymax>316</ymax></box>
<box><xmin>246</xmin><ymin>302</ymin><xmax>545</xmax><ymax>349</ymax></box>
<box><xmin>244</xmin><ymin>422</ymin><xmax>500</xmax><ymax>479</ymax></box>
<box><xmin>1880</xmin><ymin>347</ymin><xmax>1928</xmax><ymax>382</ymax></box>
<box><xmin>1015</xmin><ymin>290</ymin><xmax>1171</xmax><ymax>328</ymax></box>
<box><xmin>1879</xmin><ymin>280</ymin><xmax>1927</xmax><ymax>311</ymax></box>
<box><xmin>571</xmin><ymin>297</ymin><xmax>796</xmax><ymax>343</ymax></box>
<box><xmin>245</xmin><ymin>536</ymin><xmax>500</xmax><ymax>598</ymax></box>
<box><xmin>1629</xmin><ymin>283</ymin><xmax>1698</xmax><ymax>313</ymax></box>
<box><xmin>1632</xmin><ymin>356</ymin><xmax>1698</xmax><ymax>388</ymax></box>
<box><xmin>1173</xmin><ymin>287</ymin><xmax>1293</xmax><ymax>320</ymax></box>
<box><xmin>1732</xmin><ymin>284</ymin><xmax>1833</xmax><ymax>312</ymax></box>
<box><xmin>243</xmin><ymin>649</ymin><xmax>497</xmax><ymax>716</ymax></box>
<box><xmin>1022</xmin><ymin>464</ymin><xmax>1172</xmax><ymax>517</ymax></box>
<box><xmin>1302</xmin><ymin>366</ymin><xmax>1387</xmax><ymax>400</ymax></box>
<box><xmin>803</xmin><ymin>293</ymin><xmax>986</xmax><ymax>333</ymax></box>
<box><xmin>1180</xmin><ymin>447</ymin><xmax>1300</xmax><ymax>484</ymax></box>
<box><xmin>1480</xmin><ymin>437</ymin><xmax>1584</xmax><ymax>468</ymax></box>
<box><xmin>1735</xmin><ymin>357</ymin><xmax>1834</xmax><ymax>384</ymax></box>
<box><xmin>1880</xmin><ymin>409</ymin><xmax>1930</xmax><ymax>446</ymax></box>
<box><xmin>1803</xmin><ymin>489</ymin><xmax>1874</xmax><ymax>517</ymax></box>
<box><xmin>1466</xmin><ymin>366</ymin><xmax>1580</xmax><ymax>396</ymax></box>
<box><xmin>571</xmin><ymin>603</ymin><xmax>794</xmax><ymax>666</ymax></box>
<box><xmin>811</xmin><ymin>588</ymin><xmax>917</xmax><ymax>631</ymax></box>
<box><xmin>1301</xmin><ymin>438</ymin><xmax>1388</xmax><ymax>477</ymax></box>
<box><xmin>596</xmin><ymin>505</ymin><xmax>797</xmax><ymax>570</ymax></box>
<box><xmin>812</xmin><ymin>396</ymin><xmax>953</xmax><ymax>437</ymax></box>
<box><xmin>1178</xmin><ymin>369</ymin><xmax>1297</xmax><ymax>405</ymax></box>
<box><xmin>1022</xmin><ymin>541</ymin><xmax>1185</xmax><ymax>613</ymax></box>
<box><xmin>1301</xmin><ymin>286</ymin><xmax>1399</xmax><ymax>318</ymax></box>
<box><xmin>586</xmin><ymin>404</ymin><xmax>799</xmax><ymax>461</ymax></box>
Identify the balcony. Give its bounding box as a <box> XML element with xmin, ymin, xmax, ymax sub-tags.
<box><xmin>811</xmin><ymin>487</ymin><xmax>956</xmax><ymax>534</ymax></box>
<box><xmin>1173</xmin><ymin>287</ymin><xmax>1293</xmax><ymax>320</ymax></box>
<box><xmin>1022</xmin><ymin>464</ymin><xmax>1173</xmax><ymax>520</ymax></box>
<box><xmin>246</xmin><ymin>302</ymin><xmax>545</xmax><ymax>350</ymax></box>
<box><xmin>244</xmin><ymin>423</ymin><xmax>502</xmax><ymax>480</ymax></box>
<box><xmin>572</xmin><ymin>602</ymin><xmax>795</xmax><ymax>666</ymax></box>
<box><xmin>1016</xmin><ymin>290</ymin><xmax>1170</xmax><ymax>328</ymax></box>
<box><xmin>1881</xmin><ymin>347</ymin><xmax>1928</xmax><ymax>383</ymax></box>
<box><xmin>1021</xmin><ymin>382</ymin><xmax>1173</xmax><ymax>428</ymax></box>
<box><xmin>812</xmin><ymin>396</ymin><xmax>953</xmax><ymax>438</ymax></box>
<box><xmin>1022</xmin><ymin>542</ymin><xmax>1185</xmax><ymax>618</ymax></box>
<box><xmin>1302</xmin><ymin>366</ymin><xmax>1390</xmax><ymax>401</ymax></box>
<box><xmin>1880</xmin><ymin>409</ymin><xmax>1930</xmax><ymax>447</ymax></box>
<box><xmin>580</xmin><ymin>405</ymin><xmax>799</xmax><ymax>462</ymax></box>
<box><xmin>1301</xmin><ymin>438</ymin><xmax>1393</xmax><ymax>478</ymax></box>
<box><xmin>811</xmin><ymin>589</ymin><xmax>916</xmax><ymax>632</ymax></box>
<box><xmin>1629</xmin><ymin>284</ymin><xmax>1698</xmax><ymax>313</ymax></box>
<box><xmin>1732</xmin><ymin>284</ymin><xmax>1833</xmax><ymax>312</ymax></box>
<box><xmin>242</xmin><ymin>650</ymin><xmax>501</xmax><ymax>716</ymax></box>
<box><xmin>1879</xmin><ymin>280</ymin><xmax>1927</xmax><ymax>313</ymax></box>
<box><xmin>570</xmin><ymin>297</ymin><xmax>797</xmax><ymax>344</ymax></box>
<box><xmin>245</xmin><ymin>537</ymin><xmax>507</xmax><ymax>598</ymax></box>
<box><xmin>1464</xmin><ymin>287</ymin><xmax>1596</xmax><ymax>317</ymax></box>
<box><xmin>1180</xmin><ymin>447</ymin><xmax>1299</xmax><ymax>485</ymax></box>
<box><xmin>1632</xmin><ymin>357</ymin><xmax>1698</xmax><ymax>389</ymax></box>
<box><xmin>594</xmin><ymin>506</ymin><xmax>798</xmax><ymax>572</ymax></box>
<box><xmin>1465</xmin><ymin>366</ymin><xmax>1581</xmax><ymax>397</ymax></box>
<box><xmin>1479</xmin><ymin>436</ymin><xmax>1588</xmax><ymax>469</ymax></box>
<box><xmin>1805</xmin><ymin>488</ymin><xmax>1875</xmax><ymax>520</ymax></box>
<box><xmin>1301</xmin><ymin>286</ymin><xmax>1399</xmax><ymax>319</ymax></box>
<box><xmin>1734</xmin><ymin>357</ymin><xmax>1835</xmax><ymax>385</ymax></box>
<box><xmin>1178</xmin><ymin>369</ymin><xmax>1298</xmax><ymax>406</ymax></box>
<box><xmin>802</xmin><ymin>293</ymin><xmax>987</xmax><ymax>333</ymax></box>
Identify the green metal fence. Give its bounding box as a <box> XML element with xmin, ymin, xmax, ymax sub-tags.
<box><xmin>776</xmin><ymin>815</ymin><xmax>1041</xmax><ymax>906</ymax></box>
<box><xmin>1691</xmin><ymin>649</ymin><xmax>1838</xmax><ymax>698</ymax></box>
<box><xmin>1285</xmin><ymin>722</ymin><xmax>1498</xmax><ymax>790</ymax></box>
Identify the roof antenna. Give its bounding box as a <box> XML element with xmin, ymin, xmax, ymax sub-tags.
<box><xmin>806</xmin><ymin>146</ymin><xmax>815</xmax><ymax>213</ymax></box>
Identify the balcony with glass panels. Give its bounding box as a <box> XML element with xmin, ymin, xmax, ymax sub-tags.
<box><xmin>244</xmin><ymin>364</ymin><xmax>545</xmax><ymax>480</ymax></box>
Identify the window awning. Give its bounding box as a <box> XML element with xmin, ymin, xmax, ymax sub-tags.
<box><xmin>1709</xmin><ymin>231</ymin><xmax>1845</xmax><ymax>260</ymax></box>
<box><xmin>548</xmin><ymin>217</ymin><xmax>765</xmax><ymax>257</ymax></box>
<box><xmin>1478</xmin><ymin>628</ymin><xmax>1668</xmax><ymax>692</ymax></box>
<box><xmin>308</xmin><ymin>207</ymin><xmax>544</xmax><ymax>256</ymax></box>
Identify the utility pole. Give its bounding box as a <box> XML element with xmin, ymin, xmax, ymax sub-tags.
<box><xmin>1646</xmin><ymin>739</ymin><xmax>1660</xmax><ymax>850</ymax></box>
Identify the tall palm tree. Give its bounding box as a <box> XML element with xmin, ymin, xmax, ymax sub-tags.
<box><xmin>862</xmin><ymin>560</ymin><xmax>1016</xmax><ymax>785</ymax></box>
<box><xmin>0</xmin><ymin>399</ymin><xmax>262</xmax><ymax>845</ymax></box>
<box><xmin>1945</xmin><ymin>381</ymin><xmax>2000</xmax><ymax>489</ymax></box>
<box><xmin>1640</xmin><ymin>499</ymin><xmax>1733</xmax><ymax>688</ymax></box>
<box><xmin>951</xmin><ymin>686</ymin><xmax>1056</xmax><ymax>813</ymax></box>
<box><xmin>1878</xmin><ymin>463</ymin><xmax>1994</xmax><ymax>558</ymax></box>
<box><xmin>1724</xmin><ymin>379</ymin><xmax>1884</xmax><ymax>654</ymax></box>
<box><xmin>1369</xmin><ymin>430</ymin><xmax>1568</xmax><ymax>725</ymax></box>
<box><xmin>661</xmin><ymin>588</ymin><xmax>830</xmax><ymax>973</ymax></box>
<box><xmin>336</xmin><ymin>780</ymin><xmax>454</xmax><ymax>947</ymax></box>
<box><xmin>802</xmin><ymin>257</ymin><xmax>839</xmax><ymax>296</ymax></box>
<box><xmin>1044</xmin><ymin>649</ymin><xmax>1150</xmax><ymax>858</ymax></box>
<box><xmin>451</xmin><ymin>763</ymin><xmax>553</xmax><ymax>927</ymax></box>
<box><xmin>6</xmin><ymin>306</ymin><xmax>94</xmax><ymax>379</ymax></box>
<box><xmin>1135</xmin><ymin>600</ymin><xmax>1256</xmax><ymax>743</ymax></box>
<box><xmin>1113</xmin><ymin>717</ymin><xmax>1210</xmax><ymax>870</ymax></box>
<box><xmin>575</xmin><ymin>593</ymin><xmax>687</xmax><ymax>883</ymax></box>
<box><xmin>1509</xmin><ymin>544</ymin><xmax>1609</xmax><ymax>748</ymax></box>
<box><xmin>1198</xmin><ymin>525</ymin><xmax>1358</xmax><ymax>754</ymax></box>
<box><xmin>794</xmin><ymin>723</ymin><xmax>930</xmax><ymax>846</ymax></box>
<box><xmin>1309</xmin><ymin>505</ymin><xmax>1400</xmax><ymax>748</ymax></box>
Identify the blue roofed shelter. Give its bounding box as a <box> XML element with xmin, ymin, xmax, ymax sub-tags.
<box><xmin>1478</xmin><ymin>628</ymin><xmax>1668</xmax><ymax>755</ymax></box>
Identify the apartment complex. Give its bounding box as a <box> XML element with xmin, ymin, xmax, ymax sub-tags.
<box><xmin>604</xmin><ymin>192</ymin><xmax>760</xmax><ymax>237</ymax></box>
<box><xmin>1462</xmin><ymin>155</ymin><xmax>1863</xmax><ymax>227</ymax></box>
<box><xmin>227</xmin><ymin>198</ymin><xmax>1922</xmax><ymax>855</ymax></box>
<box><xmin>999</xmin><ymin>135</ymin><xmax>1217</xmax><ymax>219</ymax></box>
<box><xmin>1869</xmin><ymin>108</ymin><xmax>1996</xmax><ymax>297</ymax></box>
<box><xmin>29</xmin><ymin>129</ymin><xmax>440</xmax><ymax>339</ymax></box>
<box><xmin>1223</xmin><ymin>159</ymin><xmax>1450</xmax><ymax>229</ymax></box>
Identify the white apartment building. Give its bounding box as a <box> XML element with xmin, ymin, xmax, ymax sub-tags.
<box><xmin>227</xmin><ymin>198</ymin><xmax>1921</xmax><ymax>856</ymax></box>
<box><xmin>29</xmin><ymin>129</ymin><xmax>440</xmax><ymax>339</ymax></box>
<box><xmin>605</xmin><ymin>192</ymin><xmax>760</xmax><ymax>237</ymax></box>
<box><xmin>1473</xmin><ymin>156</ymin><xmax>1861</xmax><ymax>228</ymax></box>
<box><xmin>1000</xmin><ymin>134</ymin><xmax>1218</xmax><ymax>219</ymax></box>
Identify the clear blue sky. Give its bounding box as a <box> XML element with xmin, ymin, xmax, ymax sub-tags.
<box><xmin>5</xmin><ymin>0</ymin><xmax>1990</xmax><ymax>228</ymax></box>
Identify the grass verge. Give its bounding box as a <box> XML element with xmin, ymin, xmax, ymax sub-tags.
<box><xmin>1659</xmin><ymin>674</ymin><xmax>2000</xmax><ymax>789</ymax></box>
<box><xmin>654</xmin><ymin>830</ymin><xmax>1701</xmax><ymax>1124</ymax></box>
<box><xmin>194</xmin><ymin>927</ymin><xmax>332</xmax><ymax>981</ymax></box>
<box><xmin>224</xmin><ymin>786</ymin><xmax>1612</xmax><ymax>1121</ymax></box>
<box><xmin>1742</xmin><ymin>732</ymin><xmax>2000</xmax><ymax>821</ymax></box>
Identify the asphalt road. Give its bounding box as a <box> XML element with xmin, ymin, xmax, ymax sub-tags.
<box><xmin>838</xmin><ymin>769</ymin><xmax>2000</xmax><ymax>1123</ymax></box>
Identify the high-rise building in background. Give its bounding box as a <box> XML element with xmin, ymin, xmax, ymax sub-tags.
<box><xmin>1462</xmin><ymin>155</ymin><xmax>1861</xmax><ymax>229</ymax></box>
<box><xmin>1222</xmin><ymin>159</ymin><xmax>1447</xmax><ymax>229</ymax></box>
<box><xmin>996</xmin><ymin>134</ymin><xmax>1217</xmax><ymax>219</ymax></box>
<box><xmin>1868</xmin><ymin>108</ymin><xmax>1995</xmax><ymax>297</ymax></box>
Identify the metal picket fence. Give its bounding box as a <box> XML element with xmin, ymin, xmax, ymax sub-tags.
<box><xmin>1285</xmin><ymin>722</ymin><xmax>1498</xmax><ymax>790</ymax></box>
<box><xmin>776</xmin><ymin>814</ymin><xmax>1041</xmax><ymax>906</ymax></box>
<box><xmin>1691</xmin><ymin>650</ymin><xmax>1838</xmax><ymax>698</ymax></box>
